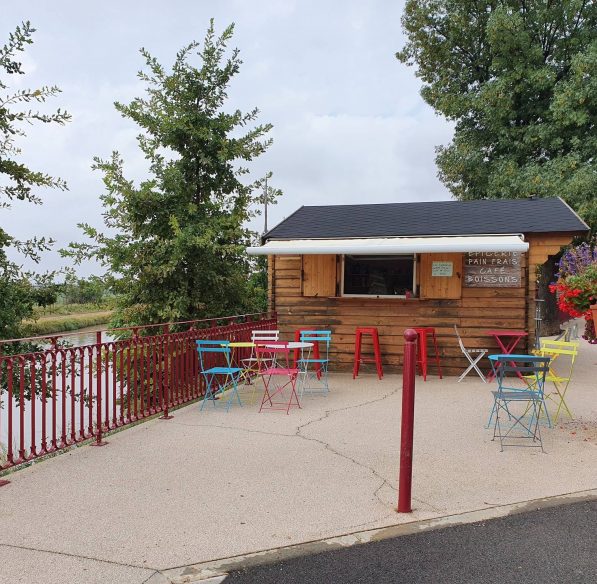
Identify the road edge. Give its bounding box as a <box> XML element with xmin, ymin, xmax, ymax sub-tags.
<box><xmin>158</xmin><ymin>488</ymin><xmax>597</xmax><ymax>583</ymax></box>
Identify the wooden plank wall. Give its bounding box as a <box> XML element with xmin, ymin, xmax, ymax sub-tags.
<box><xmin>269</xmin><ymin>232</ymin><xmax>577</xmax><ymax>376</ymax></box>
<box><xmin>526</xmin><ymin>232</ymin><xmax>576</xmax><ymax>347</ymax></box>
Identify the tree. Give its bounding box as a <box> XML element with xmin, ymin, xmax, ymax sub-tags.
<box><xmin>62</xmin><ymin>273</ymin><xmax>107</xmax><ymax>305</ymax></box>
<box><xmin>0</xmin><ymin>22</ymin><xmax>70</xmax><ymax>342</ymax></box>
<box><xmin>66</xmin><ymin>21</ymin><xmax>278</xmax><ymax>327</ymax></box>
<box><xmin>397</xmin><ymin>1</ymin><xmax>597</xmax><ymax>230</ymax></box>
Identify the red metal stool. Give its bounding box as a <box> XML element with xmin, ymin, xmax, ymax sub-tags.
<box><xmin>353</xmin><ymin>327</ymin><xmax>383</xmax><ymax>380</ymax></box>
<box><xmin>413</xmin><ymin>327</ymin><xmax>442</xmax><ymax>381</ymax></box>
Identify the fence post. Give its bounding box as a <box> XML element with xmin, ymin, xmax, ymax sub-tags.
<box><xmin>0</xmin><ymin>346</ymin><xmax>8</xmax><ymax>485</ymax></box>
<box><xmin>160</xmin><ymin>324</ymin><xmax>173</xmax><ymax>419</ymax></box>
<box><xmin>91</xmin><ymin>330</ymin><xmax>108</xmax><ymax>446</ymax></box>
<box><xmin>398</xmin><ymin>328</ymin><xmax>417</xmax><ymax>513</ymax></box>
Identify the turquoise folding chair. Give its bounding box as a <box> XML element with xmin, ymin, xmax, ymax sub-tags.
<box><xmin>488</xmin><ymin>354</ymin><xmax>550</xmax><ymax>452</ymax></box>
<box><xmin>298</xmin><ymin>330</ymin><xmax>332</xmax><ymax>397</ymax></box>
<box><xmin>196</xmin><ymin>340</ymin><xmax>243</xmax><ymax>412</ymax></box>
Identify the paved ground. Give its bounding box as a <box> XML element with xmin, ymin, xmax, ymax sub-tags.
<box><xmin>225</xmin><ymin>500</ymin><xmax>597</xmax><ymax>583</ymax></box>
<box><xmin>0</xmin><ymin>338</ymin><xmax>596</xmax><ymax>583</ymax></box>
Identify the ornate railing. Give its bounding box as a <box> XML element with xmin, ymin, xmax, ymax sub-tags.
<box><xmin>0</xmin><ymin>312</ymin><xmax>277</xmax><ymax>471</ymax></box>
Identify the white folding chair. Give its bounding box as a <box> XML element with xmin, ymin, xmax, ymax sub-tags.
<box><xmin>454</xmin><ymin>325</ymin><xmax>488</xmax><ymax>382</ymax></box>
<box><xmin>242</xmin><ymin>330</ymin><xmax>280</xmax><ymax>373</ymax></box>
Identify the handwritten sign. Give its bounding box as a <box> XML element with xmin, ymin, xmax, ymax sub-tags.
<box><xmin>431</xmin><ymin>261</ymin><xmax>453</xmax><ymax>277</ymax></box>
<box><xmin>464</xmin><ymin>252</ymin><xmax>522</xmax><ymax>287</ymax></box>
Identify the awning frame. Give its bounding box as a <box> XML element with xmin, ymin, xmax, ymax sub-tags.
<box><xmin>247</xmin><ymin>234</ymin><xmax>529</xmax><ymax>255</ymax></box>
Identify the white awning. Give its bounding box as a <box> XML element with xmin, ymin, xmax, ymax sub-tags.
<box><xmin>247</xmin><ymin>235</ymin><xmax>528</xmax><ymax>255</ymax></box>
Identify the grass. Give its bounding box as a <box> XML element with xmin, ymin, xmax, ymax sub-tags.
<box><xmin>32</xmin><ymin>301</ymin><xmax>114</xmax><ymax>318</ymax></box>
<box><xmin>21</xmin><ymin>311</ymin><xmax>114</xmax><ymax>337</ymax></box>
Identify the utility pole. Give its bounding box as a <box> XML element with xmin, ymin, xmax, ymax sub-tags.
<box><xmin>263</xmin><ymin>174</ymin><xmax>268</xmax><ymax>235</ymax></box>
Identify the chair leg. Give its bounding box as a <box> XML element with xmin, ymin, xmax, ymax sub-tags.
<box><xmin>225</xmin><ymin>375</ymin><xmax>242</xmax><ymax>411</ymax></box>
<box><xmin>551</xmin><ymin>383</ymin><xmax>573</xmax><ymax>424</ymax></box>
<box><xmin>353</xmin><ymin>332</ymin><xmax>361</xmax><ymax>379</ymax></box>
<box><xmin>431</xmin><ymin>330</ymin><xmax>442</xmax><ymax>379</ymax></box>
<box><xmin>372</xmin><ymin>332</ymin><xmax>383</xmax><ymax>380</ymax></box>
<box><xmin>200</xmin><ymin>374</ymin><xmax>217</xmax><ymax>411</ymax></box>
<box><xmin>287</xmin><ymin>376</ymin><xmax>301</xmax><ymax>415</ymax></box>
<box><xmin>418</xmin><ymin>334</ymin><xmax>428</xmax><ymax>381</ymax></box>
<box><xmin>259</xmin><ymin>375</ymin><xmax>273</xmax><ymax>412</ymax></box>
<box><xmin>459</xmin><ymin>351</ymin><xmax>487</xmax><ymax>383</ymax></box>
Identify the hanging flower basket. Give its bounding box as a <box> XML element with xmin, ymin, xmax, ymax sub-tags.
<box><xmin>549</xmin><ymin>242</ymin><xmax>597</xmax><ymax>343</ymax></box>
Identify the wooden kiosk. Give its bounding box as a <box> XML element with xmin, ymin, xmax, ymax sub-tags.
<box><xmin>248</xmin><ymin>198</ymin><xmax>588</xmax><ymax>375</ymax></box>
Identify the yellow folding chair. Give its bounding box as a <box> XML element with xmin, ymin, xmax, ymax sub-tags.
<box><xmin>538</xmin><ymin>339</ymin><xmax>579</xmax><ymax>424</ymax></box>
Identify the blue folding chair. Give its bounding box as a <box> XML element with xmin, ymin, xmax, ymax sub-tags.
<box><xmin>298</xmin><ymin>330</ymin><xmax>332</xmax><ymax>397</ymax></box>
<box><xmin>196</xmin><ymin>340</ymin><xmax>243</xmax><ymax>412</ymax></box>
<box><xmin>488</xmin><ymin>354</ymin><xmax>550</xmax><ymax>452</ymax></box>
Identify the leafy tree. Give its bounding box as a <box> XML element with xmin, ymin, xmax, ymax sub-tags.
<box><xmin>0</xmin><ymin>22</ymin><xmax>70</xmax><ymax>344</ymax></box>
<box><xmin>397</xmin><ymin>1</ymin><xmax>597</xmax><ymax>230</ymax></box>
<box><xmin>62</xmin><ymin>273</ymin><xmax>107</xmax><ymax>305</ymax></box>
<box><xmin>66</xmin><ymin>21</ymin><xmax>278</xmax><ymax>327</ymax></box>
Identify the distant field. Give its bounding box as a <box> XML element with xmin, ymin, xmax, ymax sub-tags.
<box><xmin>32</xmin><ymin>302</ymin><xmax>114</xmax><ymax>318</ymax></box>
<box><xmin>22</xmin><ymin>305</ymin><xmax>114</xmax><ymax>336</ymax></box>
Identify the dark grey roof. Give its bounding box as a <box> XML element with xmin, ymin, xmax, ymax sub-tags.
<box><xmin>264</xmin><ymin>197</ymin><xmax>588</xmax><ymax>241</ymax></box>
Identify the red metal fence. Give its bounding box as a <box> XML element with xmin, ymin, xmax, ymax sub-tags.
<box><xmin>0</xmin><ymin>312</ymin><xmax>276</xmax><ymax>471</ymax></box>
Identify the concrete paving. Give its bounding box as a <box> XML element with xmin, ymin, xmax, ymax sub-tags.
<box><xmin>1</xmin><ymin>339</ymin><xmax>596</xmax><ymax>583</ymax></box>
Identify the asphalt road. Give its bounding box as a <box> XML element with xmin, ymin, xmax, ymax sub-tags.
<box><xmin>224</xmin><ymin>500</ymin><xmax>597</xmax><ymax>584</ymax></box>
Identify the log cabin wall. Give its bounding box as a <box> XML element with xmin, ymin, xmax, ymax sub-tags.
<box><xmin>268</xmin><ymin>232</ymin><xmax>577</xmax><ymax>376</ymax></box>
<box><xmin>526</xmin><ymin>232</ymin><xmax>578</xmax><ymax>347</ymax></box>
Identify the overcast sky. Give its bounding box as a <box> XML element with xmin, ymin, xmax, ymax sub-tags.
<box><xmin>2</xmin><ymin>0</ymin><xmax>453</xmax><ymax>276</ymax></box>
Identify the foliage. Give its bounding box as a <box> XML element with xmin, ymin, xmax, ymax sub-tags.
<box><xmin>549</xmin><ymin>240</ymin><xmax>597</xmax><ymax>341</ymax></box>
<box><xmin>64</xmin><ymin>21</ymin><xmax>278</xmax><ymax>328</ymax></box>
<box><xmin>0</xmin><ymin>21</ymin><xmax>70</xmax><ymax>346</ymax></box>
<box><xmin>31</xmin><ymin>284</ymin><xmax>59</xmax><ymax>309</ymax></box>
<box><xmin>397</xmin><ymin>1</ymin><xmax>597</xmax><ymax>230</ymax></box>
<box><xmin>247</xmin><ymin>255</ymin><xmax>268</xmax><ymax>312</ymax></box>
<box><xmin>555</xmin><ymin>241</ymin><xmax>597</xmax><ymax>279</ymax></box>
<box><xmin>61</xmin><ymin>274</ymin><xmax>108</xmax><ymax>306</ymax></box>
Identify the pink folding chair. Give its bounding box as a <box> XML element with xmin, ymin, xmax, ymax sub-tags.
<box><xmin>256</xmin><ymin>342</ymin><xmax>301</xmax><ymax>414</ymax></box>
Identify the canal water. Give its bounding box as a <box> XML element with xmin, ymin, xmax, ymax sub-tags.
<box><xmin>1</xmin><ymin>326</ymin><xmax>117</xmax><ymax>458</ymax></box>
<box><xmin>49</xmin><ymin>325</ymin><xmax>117</xmax><ymax>347</ymax></box>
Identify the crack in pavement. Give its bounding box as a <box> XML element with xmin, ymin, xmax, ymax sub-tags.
<box><xmin>170</xmin><ymin>387</ymin><xmax>411</xmax><ymax>530</ymax></box>
<box><xmin>172</xmin><ymin>387</ymin><xmax>445</xmax><ymax>518</ymax></box>
<box><xmin>294</xmin><ymin>387</ymin><xmax>400</xmax><ymax>522</ymax></box>
<box><xmin>0</xmin><ymin>541</ymin><xmax>159</xmax><ymax>572</ymax></box>
<box><xmin>293</xmin><ymin>388</ymin><xmax>446</xmax><ymax>517</ymax></box>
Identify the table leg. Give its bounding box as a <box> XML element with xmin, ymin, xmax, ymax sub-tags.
<box><xmin>486</xmin><ymin>335</ymin><xmax>527</xmax><ymax>381</ymax></box>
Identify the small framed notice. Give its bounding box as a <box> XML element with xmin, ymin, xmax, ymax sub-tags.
<box><xmin>431</xmin><ymin>261</ymin><xmax>453</xmax><ymax>277</ymax></box>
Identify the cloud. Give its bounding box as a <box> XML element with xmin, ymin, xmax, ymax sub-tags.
<box><xmin>2</xmin><ymin>0</ymin><xmax>453</xmax><ymax>276</ymax></box>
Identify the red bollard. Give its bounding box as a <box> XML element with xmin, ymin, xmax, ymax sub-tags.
<box><xmin>398</xmin><ymin>328</ymin><xmax>417</xmax><ymax>513</ymax></box>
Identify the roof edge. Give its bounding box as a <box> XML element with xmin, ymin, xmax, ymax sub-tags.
<box><xmin>261</xmin><ymin>205</ymin><xmax>305</xmax><ymax>244</ymax></box>
<box><xmin>556</xmin><ymin>196</ymin><xmax>590</xmax><ymax>232</ymax></box>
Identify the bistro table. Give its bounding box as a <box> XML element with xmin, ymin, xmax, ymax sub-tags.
<box><xmin>485</xmin><ymin>330</ymin><xmax>528</xmax><ymax>381</ymax></box>
<box><xmin>263</xmin><ymin>341</ymin><xmax>314</xmax><ymax>361</ymax></box>
<box><xmin>263</xmin><ymin>341</ymin><xmax>314</xmax><ymax>383</ymax></box>
<box><xmin>226</xmin><ymin>341</ymin><xmax>257</xmax><ymax>384</ymax></box>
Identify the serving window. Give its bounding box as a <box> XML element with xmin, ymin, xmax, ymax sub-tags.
<box><xmin>342</xmin><ymin>255</ymin><xmax>416</xmax><ymax>297</ymax></box>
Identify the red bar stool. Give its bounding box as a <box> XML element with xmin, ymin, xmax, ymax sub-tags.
<box><xmin>413</xmin><ymin>327</ymin><xmax>442</xmax><ymax>381</ymax></box>
<box><xmin>353</xmin><ymin>327</ymin><xmax>383</xmax><ymax>380</ymax></box>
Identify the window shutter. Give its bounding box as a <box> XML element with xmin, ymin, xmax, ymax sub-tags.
<box><xmin>302</xmin><ymin>255</ymin><xmax>337</xmax><ymax>297</ymax></box>
<box><xmin>420</xmin><ymin>253</ymin><xmax>463</xmax><ymax>299</ymax></box>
